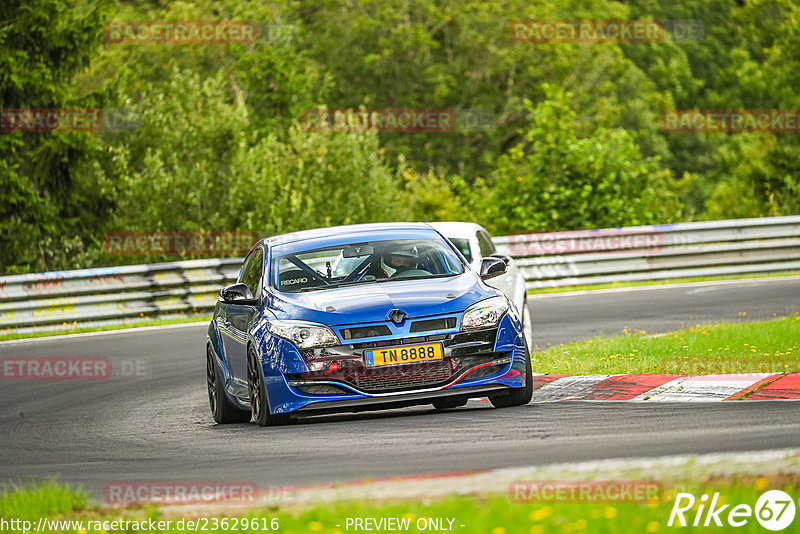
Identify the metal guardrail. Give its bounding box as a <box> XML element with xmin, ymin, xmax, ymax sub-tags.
<box><xmin>492</xmin><ymin>216</ymin><xmax>800</xmax><ymax>289</ymax></box>
<box><xmin>0</xmin><ymin>259</ymin><xmax>241</xmax><ymax>334</ymax></box>
<box><xmin>2</xmin><ymin>216</ymin><xmax>799</xmax><ymax>334</ymax></box>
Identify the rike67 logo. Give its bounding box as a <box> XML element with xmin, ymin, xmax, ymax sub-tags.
<box><xmin>668</xmin><ymin>490</ymin><xmax>796</xmax><ymax>531</ymax></box>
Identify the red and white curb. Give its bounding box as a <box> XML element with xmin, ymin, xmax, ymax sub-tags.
<box><xmin>533</xmin><ymin>373</ymin><xmax>800</xmax><ymax>402</ymax></box>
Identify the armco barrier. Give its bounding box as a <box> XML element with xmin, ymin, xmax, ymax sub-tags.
<box><xmin>493</xmin><ymin>216</ymin><xmax>800</xmax><ymax>290</ymax></box>
<box><xmin>0</xmin><ymin>259</ymin><xmax>241</xmax><ymax>334</ymax></box>
<box><xmin>1</xmin><ymin>216</ymin><xmax>799</xmax><ymax>334</ymax></box>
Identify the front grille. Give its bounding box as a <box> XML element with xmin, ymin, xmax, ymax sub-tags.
<box><xmin>350</xmin><ymin>359</ymin><xmax>456</xmax><ymax>392</ymax></box>
<box><xmin>409</xmin><ymin>317</ymin><xmax>457</xmax><ymax>333</ymax></box>
<box><xmin>340</xmin><ymin>325</ymin><xmax>391</xmax><ymax>340</ymax></box>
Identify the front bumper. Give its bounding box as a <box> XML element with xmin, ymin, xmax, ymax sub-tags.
<box><xmin>294</xmin><ymin>384</ymin><xmax>511</xmax><ymax>415</ymax></box>
<box><xmin>259</xmin><ymin>312</ymin><xmax>527</xmax><ymax>415</ymax></box>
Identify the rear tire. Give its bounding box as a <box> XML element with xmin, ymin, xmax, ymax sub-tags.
<box><xmin>248</xmin><ymin>345</ymin><xmax>291</xmax><ymax>427</ymax></box>
<box><xmin>207</xmin><ymin>347</ymin><xmax>251</xmax><ymax>424</ymax></box>
<box><xmin>489</xmin><ymin>339</ymin><xmax>533</xmax><ymax>408</ymax></box>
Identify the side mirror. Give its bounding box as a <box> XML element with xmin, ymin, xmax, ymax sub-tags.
<box><xmin>479</xmin><ymin>257</ymin><xmax>507</xmax><ymax>280</ymax></box>
<box><xmin>490</xmin><ymin>253</ymin><xmax>512</xmax><ymax>266</ymax></box>
<box><xmin>219</xmin><ymin>283</ymin><xmax>258</xmax><ymax>305</ymax></box>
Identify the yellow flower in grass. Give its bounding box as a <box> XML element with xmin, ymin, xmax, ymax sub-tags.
<box><xmin>646</xmin><ymin>520</ymin><xmax>660</xmax><ymax>532</ymax></box>
<box><xmin>309</xmin><ymin>521</ymin><xmax>323</xmax><ymax>531</ymax></box>
<box><xmin>530</xmin><ymin>506</ymin><xmax>553</xmax><ymax>521</ymax></box>
<box><xmin>647</xmin><ymin>496</ymin><xmax>659</xmax><ymax>508</ymax></box>
<box><xmin>604</xmin><ymin>507</ymin><xmax>618</xmax><ymax>519</ymax></box>
<box><xmin>755</xmin><ymin>478</ymin><xmax>768</xmax><ymax>490</ymax></box>
<box><xmin>491</xmin><ymin>527</ymin><xmax>506</xmax><ymax>534</ymax></box>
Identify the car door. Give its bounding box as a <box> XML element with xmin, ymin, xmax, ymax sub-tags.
<box><xmin>218</xmin><ymin>246</ymin><xmax>264</xmax><ymax>384</ymax></box>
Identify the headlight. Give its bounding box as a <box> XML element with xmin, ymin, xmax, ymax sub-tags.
<box><xmin>461</xmin><ymin>296</ymin><xmax>508</xmax><ymax>330</ymax></box>
<box><xmin>266</xmin><ymin>320</ymin><xmax>339</xmax><ymax>348</ymax></box>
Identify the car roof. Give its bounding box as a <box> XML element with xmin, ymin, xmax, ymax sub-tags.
<box><xmin>266</xmin><ymin>222</ymin><xmax>442</xmax><ymax>255</ymax></box>
<box><xmin>427</xmin><ymin>221</ymin><xmax>488</xmax><ymax>237</ymax></box>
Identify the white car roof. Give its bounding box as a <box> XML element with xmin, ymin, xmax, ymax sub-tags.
<box><xmin>428</xmin><ymin>221</ymin><xmax>488</xmax><ymax>238</ymax></box>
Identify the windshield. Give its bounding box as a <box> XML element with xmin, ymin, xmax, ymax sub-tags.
<box><xmin>273</xmin><ymin>238</ymin><xmax>464</xmax><ymax>293</ymax></box>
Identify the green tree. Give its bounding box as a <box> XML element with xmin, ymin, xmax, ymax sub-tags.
<box><xmin>0</xmin><ymin>0</ymin><xmax>113</xmax><ymax>273</ymax></box>
<box><xmin>480</xmin><ymin>85</ymin><xmax>682</xmax><ymax>235</ymax></box>
<box><xmin>289</xmin><ymin>0</ymin><xmax>683</xmax><ymax>183</ymax></box>
<box><xmin>105</xmin><ymin>69</ymin><xmax>408</xmax><ymax>251</ymax></box>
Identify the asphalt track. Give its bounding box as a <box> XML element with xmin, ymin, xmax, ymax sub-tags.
<box><xmin>1</xmin><ymin>277</ymin><xmax>798</xmax><ymax>498</ymax></box>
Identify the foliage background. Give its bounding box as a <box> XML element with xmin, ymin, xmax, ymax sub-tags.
<box><xmin>1</xmin><ymin>0</ymin><xmax>798</xmax><ymax>273</ymax></box>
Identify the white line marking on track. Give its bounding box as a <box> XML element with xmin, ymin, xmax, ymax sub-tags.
<box><xmin>0</xmin><ymin>321</ymin><xmax>208</xmax><ymax>345</ymax></box>
<box><xmin>635</xmin><ymin>373</ymin><xmax>775</xmax><ymax>402</ymax></box>
<box><xmin>527</xmin><ymin>275</ymin><xmax>800</xmax><ymax>299</ymax></box>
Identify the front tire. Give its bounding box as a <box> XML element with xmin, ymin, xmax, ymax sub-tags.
<box><xmin>522</xmin><ymin>297</ymin><xmax>534</xmax><ymax>349</ymax></box>
<box><xmin>247</xmin><ymin>345</ymin><xmax>291</xmax><ymax>427</ymax></box>
<box><xmin>489</xmin><ymin>340</ymin><xmax>533</xmax><ymax>408</ymax></box>
<box><xmin>207</xmin><ymin>347</ymin><xmax>251</xmax><ymax>424</ymax></box>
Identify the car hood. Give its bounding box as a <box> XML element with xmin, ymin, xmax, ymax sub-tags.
<box><xmin>267</xmin><ymin>272</ymin><xmax>498</xmax><ymax>325</ymax></box>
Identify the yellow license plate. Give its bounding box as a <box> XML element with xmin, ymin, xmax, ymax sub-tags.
<box><xmin>364</xmin><ymin>342</ymin><xmax>443</xmax><ymax>368</ymax></box>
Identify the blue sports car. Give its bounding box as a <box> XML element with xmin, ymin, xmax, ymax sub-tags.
<box><xmin>206</xmin><ymin>222</ymin><xmax>532</xmax><ymax>426</ymax></box>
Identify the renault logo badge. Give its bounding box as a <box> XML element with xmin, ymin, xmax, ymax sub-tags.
<box><xmin>388</xmin><ymin>309</ymin><xmax>406</xmax><ymax>325</ymax></box>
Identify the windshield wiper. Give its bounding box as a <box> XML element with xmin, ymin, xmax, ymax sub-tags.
<box><xmin>299</xmin><ymin>279</ymin><xmax>380</xmax><ymax>292</ymax></box>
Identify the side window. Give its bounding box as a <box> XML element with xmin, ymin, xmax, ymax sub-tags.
<box><xmin>239</xmin><ymin>247</ymin><xmax>264</xmax><ymax>295</ymax></box>
<box><xmin>477</xmin><ymin>231</ymin><xmax>496</xmax><ymax>257</ymax></box>
<box><xmin>448</xmin><ymin>238</ymin><xmax>473</xmax><ymax>263</ymax></box>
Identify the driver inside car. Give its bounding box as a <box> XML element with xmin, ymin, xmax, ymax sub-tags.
<box><xmin>383</xmin><ymin>247</ymin><xmax>419</xmax><ymax>277</ymax></box>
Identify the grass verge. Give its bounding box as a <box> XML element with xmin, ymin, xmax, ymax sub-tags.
<box><xmin>527</xmin><ymin>272</ymin><xmax>800</xmax><ymax>295</ymax></box>
<box><xmin>2</xmin><ymin>476</ymin><xmax>798</xmax><ymax>534</ymax></box>
<box><xmin>532</xmin><ymin>315</ymin><xmax>800</xmax><ymax>375</ymax></box>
